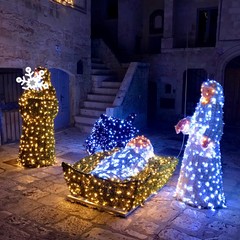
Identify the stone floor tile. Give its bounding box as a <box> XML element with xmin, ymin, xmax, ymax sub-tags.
<box><xmin>37</xmin><ymin>194</ymin><xmax>65</xmax><ymax>206</ymax></box>
<box><xmin>56</xmin><ymin>200</ymin><xmax>100</xmax><ymax>220</ymax></box>
<box><xmin>44</xmin><ymin>182</ymin><xmax>68</xmax><ymax>194</ymax></box>
<box><xmin>0</xmin><ymin>222</ymin><xmax>30</xmax><ymax>240</ymax></box>
<box><xmin>15</xmin><ymin>174</ymin><xmax>40</xmax><ymax>184</ymax></box>
<box><xmin>82</xmin><ymin>227</ymin><xmax>137</xmax><ymax>240</ymax></box>
<box><xmin>157</xmin><ymin>228</ymin><xmax>201</xmax><ymax>240</ymax></box>
<box><xmin>2</xmin><ymin>197</ymin><xmax>43</xmax><ymax>216</ymax></box>
<box><xmin>26</xmin><ymin>205</ymin><xmax>68</xmax><ymax>225</ymax></box>
<box><xmin>51</xmin><ymin>215</ymin><xmax>92</xmax><ymax>238</ymax></box>
<box><xmin>0</xmin><ymin>126</ymin><xmax>240</xmax><ymax>239</ymax></box>
<box><xmin>126</xmin><ymin>218</ymin><xmax>161</xmax><ymax>236</ymax></box>
<box><xmin>22</xmin><ymin>187</ymin><xmax>50</xmax><ymax>200</ymax></box>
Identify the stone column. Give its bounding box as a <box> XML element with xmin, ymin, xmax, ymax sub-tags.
<box><xmin>161</xmin><ymin>0</ymin><xmax>174</xmax><ymax>49</ymax></box>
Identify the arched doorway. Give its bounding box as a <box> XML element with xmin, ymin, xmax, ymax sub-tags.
<box><xmin>224</xmin><ymin>56</ymin><xmax>240</xmax><ymax>126</ymax></box>
<box><xmin>182</xmin><ymin>69</ymin><xmax>207</xmax><ymax>116</ymax></box>
<box><xmin>50</xmin><ymin>68</ymin><xmax>70</xmax><ymax>130</ymax></box>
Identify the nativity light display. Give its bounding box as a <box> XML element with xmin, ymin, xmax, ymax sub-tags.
<box><xmin>17</xmin><ymin>67</ymin><xmax>59</xmax><ymax>168</ymax></box>
<box><xmin>85</xmin><ymin>113</ymin><xmax>139</xmax><ymax>154</ymax></box>
<box><xmin>175</xmin><ymin>80</ymin><xmax>226</xmax><ymax>209</ymax></box>
<box><xmin>91</xmin><ymin>135</ymin><xmax>155</xmax><ymax>181</ymax></box>
<box><xmin>62</xmin><ymin>136</ymin><xmax>178</xmax><ymax>216</ymax></box>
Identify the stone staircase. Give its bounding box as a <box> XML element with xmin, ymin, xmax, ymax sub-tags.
<box><xmin>74</xmin><ymin>58</ymin><xmax>121</xmax><ymax>133</ymax></box>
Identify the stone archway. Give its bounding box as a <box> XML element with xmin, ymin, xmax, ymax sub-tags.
<box><xmin>224</xmin><ymin>56</ymin><xmax>240</xmax><ymax>126</ymax></box>
<box><xmin>216</xmin><ymin>46</ymin><xmax>240</xmax><ymax>126</ymax></box>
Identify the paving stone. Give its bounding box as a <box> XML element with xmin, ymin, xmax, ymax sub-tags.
<box><xmin>106</xmin><ymin>216</ymin><xmax>132</xmax><ymax>231</ymax></box>
<box><xmin>0</xmin><ymin>210</ymin><xmax>12</xmax><ymax>219</ymax></box>
<box><xmin>52</xmin><ymin>215</ymin><xmax>92</xmax><ymax>237</ymax></box>
<box><xmin>0</xmin><ymin>189</ymin><xmax>12</xmax><ymax>199</ymax></box>
<box><xmin>37</xmin><ymin>194</ymin><xmax>65</xmax><ymax>206</ymax></box>
<box><xmin>92</xmin><ymin>211</ymin><xmax>117</xmax><ymax>225</ymax></box>
<box><xmin>157</xmin><ymin>228</ymin><xmax>201</xmax><ymax>240</ymax></box>
<box><xmin>126</xmin><ymin>218</ymin><xmax>160</xmax><ymax>235</ymax></box>
<box><xmin>15</xmin><ymin>174</ymin><xmax>40</xmax><ymax>184</ymax></box>
<box><xmin>42</xmin><ymin>165</ymin><xmax>64</xmax><ymax>175</ymax></box>
<box><xmin>44</xmin><ymin>182</ymin><xmax>68</xmax><ymax>194</ymax></box>
<box><xmin>0</xmin><ymin>126</ymin><xmax>240</xmax><ymax>239</ymax></box>
<box><xmin>27</xmin><ymin>170</ymin><xmax>52</xmax><ymax>179</ymax></box>
<box><xmin>22</xmin><ymin>187</ymin><xmax>50</xmax><ymax>200</ymax></box>
<box><xmin>0</xmin><ymin>177</ymin><xmax>19</xmax><ymax>190</ymax></box>
<box><xmin>56</xmin><ymin>200</ymin><xmax>100</xmax><ymax>220</ymax></box>
<box><xmin>82</xmin><ymin>227</ymin><xmax>137</xmax><ymax>240</ymax></box>
<box><xmin>207</xmin><ymin>220</ymin><xmax>239</xmax><ymax>236</ymax></box>
<box><xmin>172</xmin><ymin>213</ymin><xmax>203</xmax><ymax>232</ymax></box>
<box><xmin>0</xmin><ymin>222</ymin><xmax>30</xmax><ymax>240</ymax></box>
<box><xmin>6</xmin><ymin>214</ymin><xmax>32</xmax><ymax>229</ymax></box>
<box><xmin>26</xmin><ymin>206</ymin><xmax>68</xmax><ymax>225</ymax></box>
<box><xmin>1</xmin><ymin>197</ymin><xmax>43</xmax><ymax>216</ymax></box>
<box><xmin>28</xmin><ymin>179</ymin><xmax>54</xmax><ymax>190</ymax></box>
<box><xmin>215</xmin><ymin>209</ymin><xmax>240</xmax><ymax>225</ymax></box>
<box><xmin>124</xmin><ymin>229</ymin><xmax>148</xmax><ymax>239</ymax></box>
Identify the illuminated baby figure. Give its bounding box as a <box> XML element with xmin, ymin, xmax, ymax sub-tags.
<box><xmin>91</xmin><ymin>135</ymin><xmax>154</xmax><ymax>181</ymax></box>
<box><xmin>18</xmin><ymin>67</ymin><xmax>59</xmax><ymax>167</ymax></box>
<box><xmin>175</xmin><ymin>80</ymin><xmax>226</xmax><ymax>209</ymax></box>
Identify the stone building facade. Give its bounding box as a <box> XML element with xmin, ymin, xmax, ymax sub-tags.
<box><xmin>1</xmin><ymin>0</ymin><xmax>240</xmax><ymax>145</ymax></box>
<box><xmin>0</xmin><ymin>0</ymin><xmax>91</xmax><ymax>127</ymax></box>
<box><xmin>92</xmin><ymin>0</ymin><xmax>240</xmax><ymax>127</ymax></box>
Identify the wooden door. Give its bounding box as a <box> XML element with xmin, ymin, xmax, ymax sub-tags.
<box><xmin>0</xmin><ymin>68</ymin><xmax>23</xmax><ymax>144</ymax></box>
<box><xmin>50</xmin><ymin>69</ymin><xmax>70</xmax><ymax>130</ymax></box>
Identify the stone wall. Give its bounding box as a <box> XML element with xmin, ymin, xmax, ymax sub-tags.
<box><xmin>145</xmin><ymin>0</ymin><xmax>240</xmax><ymax>123</ymax></box>
<box><xmin>0</xmin><ymin>0</ymin><xmax>91</xmax><ymax>117</ymax></box>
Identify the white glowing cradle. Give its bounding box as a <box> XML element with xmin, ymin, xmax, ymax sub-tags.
<box><xmin>62</xmin><ymin>149</ymin><xmax>178</xmax><ymax>217</ymax></box>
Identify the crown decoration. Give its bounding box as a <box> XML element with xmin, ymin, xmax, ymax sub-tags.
<box><xmin>16</xmin><ymin>67</ymin><xmax>49</xmax><ymax>90</ymax></box>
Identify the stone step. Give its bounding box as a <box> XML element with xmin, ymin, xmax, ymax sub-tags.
<box><xmin>92</xmin><ymin>69</ymin><xmax>114</xmax><ymax>75</ymax></box>
<box><xmin>87</xmin><ymin>94</ymin><xmax>115</xmax><ymax>102</ymax></box>
<box><xmin>92</xmin><ymin>62</ymin><xmax>108</xmax><ymax>70</ymax></box>
<box><xmin>91</xmin><ymin>57</ymin><xmax>102</xmax><ymax>64</ymax></box>
<box><xmin>80</xmin><ymin>108</ymin><xmax>105</xmax><ymax>117</ymax></box>
<box><xmin>75</xmin><ymin>123</ymin><xmax>93</xmax><ymax>133</ymax></box>
<box><xmin>92</xmin><ymin>87</ymin><xmax>119</xmax><ymax>95</ymax></box>
<box><xmin>83</xmin><ymin>101</ymin><xmax>112</xmax><ymax>109</ymax></box>
<box><xmin>92</xmin><ymin>75</ymin><xmax>116</xmax><ymax>82</ymax></box>
<box><xmin>75</xmin><ymin>115</ymin><xmax>97</xmax><ymax>125</ymax></box>
<box><xmin>102</xmin><ymin>81</ymin><xmax>121</xmax><ymax>88</ymax></box>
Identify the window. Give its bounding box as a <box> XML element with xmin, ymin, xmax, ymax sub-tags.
<box><xmin>149</xmin><ymin>9</ymin><xmax>164</xmax><ymax>35</ymax></box>
<box><xmin>106</xmin><ymin>0</ymin><xmax>118</xmax><ymax>19</ymax></box>
<box><xmin>196</xmin><ymin>8</ymin><xmax>218</xmax><ymax>47</ymax></box>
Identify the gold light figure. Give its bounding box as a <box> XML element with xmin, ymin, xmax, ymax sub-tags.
<box><xmin>18</xmin><ymin>67</ymin><xmax>59</xmax><ymax>168</ymax></box>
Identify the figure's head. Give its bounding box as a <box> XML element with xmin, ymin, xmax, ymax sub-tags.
<box><xmin>35</xmin><ymin>66</ymin><xmax>52</xmax><ymax>86</ymax></box>
<box><xmin>201</xmin><ymin>80</ymin><xmax>224</xmax><ymax>105</ymax></box>
<box><xmin>126</xmin><ymin>135</ymin><xmax>154</xmax><ymax>160</ymax></box>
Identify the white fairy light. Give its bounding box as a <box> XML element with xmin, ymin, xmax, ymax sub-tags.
<box><xmin>174</xmin><ymin>80</ymin><xmax>226</xmax><ymax>209</ymax></box>
<box><xmin>16</xmin><ymin>67</ymin><xmax>49</xmax><ymax>90</ymax></box>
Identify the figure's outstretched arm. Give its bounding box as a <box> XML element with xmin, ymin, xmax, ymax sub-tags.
<box><xmin>175</xmin><ymin>117</ymin><xmax>191</xmax><ymax>135</ymax></box>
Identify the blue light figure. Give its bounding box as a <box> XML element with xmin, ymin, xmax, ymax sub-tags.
<box><xmin>174</xmin><ymin>80</ymin><xmax>226</xmax><ymax>209</ymax></box>
<box><xmin>85</xmin><ymin>113</ymin><xmax>138</xmax><ymax>154</ymax></box>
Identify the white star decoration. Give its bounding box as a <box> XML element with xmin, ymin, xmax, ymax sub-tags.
<box><xmin>16</xmin><ymin>67</ymin><xmax>49</xmax><ymax>90</ymax></box>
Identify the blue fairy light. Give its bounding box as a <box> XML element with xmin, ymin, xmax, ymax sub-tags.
<box><xmin>85</xmin><ymin>113</ymin><xmax>139</xmax><ymax>154</ymax></box>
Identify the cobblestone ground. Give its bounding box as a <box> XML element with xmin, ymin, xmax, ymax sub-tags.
<box><xmin>0</xmin><ymin>124</ymin><xmax>240</xmax><ymax>240</ymax></box>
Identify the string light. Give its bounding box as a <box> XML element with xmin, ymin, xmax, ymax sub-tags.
<box><xmin>62</xmin><ymin>147</ymin><xmax>178</xmax><ymax>213</ymax></box>
<box><xmin>175</xmin><ymin>80</ymin><xmax>226</xmax><ymax>209</ymax></box>
<box><xmin>91</xmin><ymin>136</ymin><xmax>155</xmax><ymax>181</ymax></box>
<box><xmin>85</xmin><ymin>114</ymin><xmax>139</xmax><ymax>154</ymax></box>
<box><xmin>17</xmin><ymin>67</ymin><xmax>59</xmax><ymax>168</ymax></box>
<box><xmin>53</xmin><ymin>0</ymin><xmax>74</xmax><ymax>7</ymax></box>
